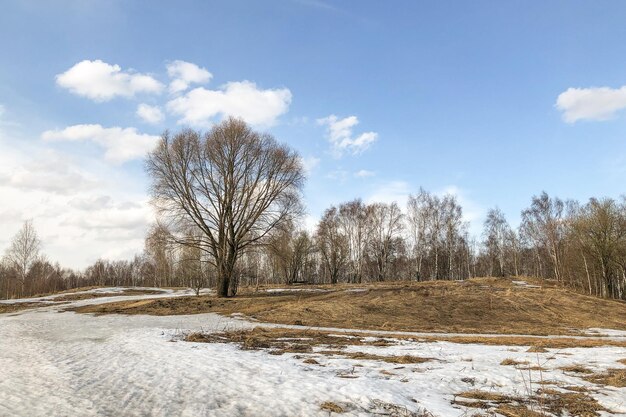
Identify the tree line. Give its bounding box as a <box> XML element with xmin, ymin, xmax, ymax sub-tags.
<box><xmin>1</xmin><ymin>119</ymin><xmax>625</xmax><ymax>300</ymax></box>
<box><xmin>3</xmin><ymin>190</ymin><xmax>625</xmax><ymax>300</ymax></box>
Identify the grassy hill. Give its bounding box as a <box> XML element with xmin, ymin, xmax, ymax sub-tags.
<box><xmin>72</xmin><ymin>277</ymin><xmax>626</xmax><ymax>336</ymax></box>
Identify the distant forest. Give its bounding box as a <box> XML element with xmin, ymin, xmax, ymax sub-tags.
<box><xmin>2</xmin><ymin>190</ymin><xmax>625</xmax><ymax>301</ymax></box>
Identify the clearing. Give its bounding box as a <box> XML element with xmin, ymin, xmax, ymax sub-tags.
<box><xmin>70</xmin><ymin>277</ymin><xmax>626</xmax><ymax>336</ymax></box>
<box><xmin>2</xmin><ymin>278</ymin><xmax>626</xmax><ymax>416</ymax></box>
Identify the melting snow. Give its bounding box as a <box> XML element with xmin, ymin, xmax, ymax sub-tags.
<box><xmin>1</xmin><ymin>289</ymin><xmax>625</xmax><ymax>416</ymax></box>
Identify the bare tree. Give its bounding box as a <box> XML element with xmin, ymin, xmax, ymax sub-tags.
<box><xmin>407</xmin><ymin>189</ymin><xmax>430</xmax><ymax>280</ymax></box>
<box><xmin>146</xmin><ymin>118</ymin><xmax>305</xmax><ymax>297</ymax></box>
<box><xmin>4</xmin><ymin>220</ymin><xmax>41</xmax><ymax>297</ymax></box>
<box><xmin>144</xmin><ymin>224</ymin><xmax>175</xmax><ymax>287</ymax></box>
<box><xmin>367</xmin><ymin>202</ymin><xmax>404</xmax><ymax>282</ymax></box>
<box><xmin>337</xmin><ymin>200</ymin><xmax>369</xmax><ymax>283</ymax></box>
<box><xmin>316</xmin><ymin>206</ymin><xmax>349</xmax><ymax>284</ymax></box>
<box><xmin>483</xmin><ymin>207</ymin><xmax>511</xmax><ymax>276</ymax></box>
<box><xmin>267</xmin><ymin>222</ymin><xmax>314</xmax><ymax>284</ymax></box>
<box><xmin>570</xmin><ymin>198</ymin><xmax>626</xmax><ymax>298</ymax></box>
<box><xmin>520</xmin><ymin>192</ymin><xmax>566</xmax><ymax>282</ymax></box>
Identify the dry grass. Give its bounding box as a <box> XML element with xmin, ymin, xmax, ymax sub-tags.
<box><xmin>29</xmin><ymin>286</ymin><xmax>103</xmax><ymax>298</ymax></box>
<box><xmin>0</xmin><ymin>302</ymin><xmax>51</xmax><ymax>314</ymax></box>
<box><xmin>318</xmin><ymin>350</ymin><xmax>431</xmax><ymax>364</ymax></box>
<box><xmin>456</xmin><ymin>390</ymin><xmax>516</xmax><ymax>403</ymax></box>
<box><xmin>559</xmin><ymin>364</ymin><xmax>593</xmax><ymax>374</ymax></box>
<box><xmin>454</xmin><ymin>388</ymin><xmax>609</xmax><ymax>416</ymax></box>
<box><xmin>540</xmin><ymin>390</ymin><xmax>608</xmax><ymax>416</ymax></box>
<box><xmin>501</xmin><ymin>358</ymin><xmax>530</xmax><ymax>366</ymax></box>
<box><xmin>184</xmin><ymin>327</ymin><xmax>433</xmax><ymax>365</ymax></box>
<box><xmin>618</xmin><ymin>358</ymin><xmax>626</xmax><ymax>365</ymax></box>
<box><xmin>417</xmin><ymin>335</ymin><xmax>626</xmax><ymax>349</ymax></box>
<box><xmin>53</xmin><ymin>288</ymin><xmax>164</xmax><ymax>302</ymax></box>
<box><xmin>584</xmin><ymin>368</ymin><xmax>626</xmax><ymax>387</ymax></box>
<box><xmin>320</xmin><ymin>401</ymin><xmax>345</xmax><ymax>413</ymax></box>
<box><xmin>70</xmin><ymin>277</ymin><xmax>626</xmax><ymax>336</ymax></box>
<box><xmin>526</xmin><ymin>346</ymin><xmax>548</xmax><ymax>353</ymax></box>
<box><xmin>495</xmin><ymin>404</ymin><xmax>544</xmax><ymax>417</ymax></box>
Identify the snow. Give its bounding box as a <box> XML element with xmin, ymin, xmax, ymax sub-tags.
<box><xmin>1</xmin><ymin>288</ymin><xmax>625</xmax><ymax>416</ymax></box>
<box><xmin>512</xmin><ymin>280</ymin><xmax>541</xmax><ymax>288</ymax></box>
<box><xmin>586</xmin><ymin>328</ymin><xmax>626</xmax><ymax>338</ymax></box>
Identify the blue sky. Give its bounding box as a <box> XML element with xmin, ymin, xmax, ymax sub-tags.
<box><xmin>2</xmin><ymin>0</ymin><xmax>626</xmax><ymax>268</ymax></box>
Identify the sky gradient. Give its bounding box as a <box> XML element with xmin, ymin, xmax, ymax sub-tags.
<box><xmin>2</xmin><ymin>0</ymin><xmax>626</xmax><ymax>268</ymax></box>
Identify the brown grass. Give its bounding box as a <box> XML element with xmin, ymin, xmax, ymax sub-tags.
<box><xmin>417</xmin><ymin>335</ymin><xmax>626</xmax><ymax>349</ymax></box>
<box><xmin>584</xmin><ymin>368</ymin><xmax>626</xmax><ymax>387</ymax></box>
<box><xmin>69</xmin><ymin>277</ymin><xmax>626</xmax><ymax>336</ymax></box>
<box><xmin>322</xmin><ymin>350</ymin><xmax>431</xmax><ymax>364</ymax></box>
<box><xmin>320</xmin><ymin>401</ymin><xmax>344</xmax><ymax>413</ymax></box>
<box><xmin>456</xmin><ymin>390</ymin><xmax>516</xmax><ymax>403</ymax></box>
<box><xmin>455</xmin><ymin>388</ymin><xmax>609</xmax><ymax>416</ymax></box>
<box><xmin>29</xmin><ymin>286</ymin><xmax>102</xmax><ymax>298</ymax></box>
<box><xmin>184</xmin><ymin>327</ymin><xmax>432</xmax><ymax>365</ymax></box>
<box><xmin>495</xmin><ymin>404</ymin><xmax>544</xmax><ymax>417</ymax></box>
<box><xmin>501</xmin><ymin>358</ymin><xmax>530</xmax><ymax>366</ymax></box>
<box><xmin>526</xmin><ymin>346</ymin><xmax>548</xmax><ymax>353</ymax></box>
<box><xmin>540</xmin><ymin>390</ymin><xmax>608</xmax><ymax>416</ymax></box>
<box><xmin>0</xmin><ymin>302</ymin><xmax>50</xmax><ymax>314</ymax></box>
<box><xmin>53</xmin><ymin>288</ymin><xmax>164</xmax><ymax>302</ymax></box>
<box><xmin>559</xmin><ymin>364</ymin><xmax>593</xmax><ymax>374</ymax></box>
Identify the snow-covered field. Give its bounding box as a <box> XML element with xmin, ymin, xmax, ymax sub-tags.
<box><xmin>1</xmin><ymin>289</ymin><xmax>625</xmax><ymax>417</ymax></box>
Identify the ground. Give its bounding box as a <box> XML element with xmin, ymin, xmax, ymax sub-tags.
<box><xmin>1</xmin><ymin>279</ymin><xmax>625</xmax><ymax>416</ymax></box>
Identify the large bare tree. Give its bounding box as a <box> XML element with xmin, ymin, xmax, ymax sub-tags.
<box><xmin>146</xmin><ymin>118</ymin><xmax>304</xmax><ymax>297</ymax></box>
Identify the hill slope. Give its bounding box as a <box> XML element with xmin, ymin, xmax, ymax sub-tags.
<box><xmin>72</xmin><ymin>277</ymin><xmax>626</xmax><ymax>336</ymax></box>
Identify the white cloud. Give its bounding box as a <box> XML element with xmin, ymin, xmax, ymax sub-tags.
<box><xmin>56</xmin><ymin>60</ymin><xmax>164</xmax><ymax>102</ymax></box>
<box><xmin>366</xmin><ymin>180</ymin><xmax>411</xmax><ymax>206</ymax></box>
<box><xmin>136</xmin><ymin>103</ymin><xmax>164</xmax><ymax>124</ymax></box>
<box><xmin>317</xmin><ymin>115</ymin><xmax>377</xmax><ymax>157</ymax></box>
<box><xmin>42</xmin><ymin>124</ymin><xmax>160</xmax><ymax>164</ymax></box>
<box><xmin>556</xmin><ymin>85</ymin><xmax>626</xmax><ymax>122</ymax></box>
<box><xmin>166</xmin><ymin>81</ymin><xmax>292</xmax><ymax>127</ymax></box>
<box><xmin>301</xmin><ymin>156</ymin><xmax>320</xmax><ymax>173</ymax></box>
<box><xmin>166</xmin><ymin>60</ymin><xmax>212</xmax><ymax>94</ymax></box>
<box><xmin>326</xmin><ymin>169</ymin><xmax>350</xmax><ymax>183</ymax></box>
<box><xmin>436</xmin><ymin>185</ymin><xmax>483</xmax><ymax>225</ymax></box>
<box><xmin>0</xmin><ymin>149</ymin><xmax>97</xmax><ymax>195</ymax></box>
<box><xmin>0</xmin><ymin>133</ymin><xmax>154</xmax><ymax>268</ymax></box>
<box><xmin>355</xmin><ymin>169</ymin><xmax>375</xmax><ymax>178</ymax></box>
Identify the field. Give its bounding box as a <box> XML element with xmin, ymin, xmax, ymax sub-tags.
<box><xmin>70</xmin><ymin>277</ymin><xmax>626</xmax><ymax>336</ymax></box>
<box><xmin>2</xmin><ymin>278</ymin><xmax>626</xmax><ymax>416</ymax></box>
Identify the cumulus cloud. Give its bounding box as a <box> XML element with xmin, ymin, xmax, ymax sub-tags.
<box><xmin>300</xmin><ymin>156</ymin><xmax>321</xmax><ymax>173</ymax></box>
<box><xmin>355</xmin><ymin>169</ymin><xmax>375</xmax><ymax>178</ymax></box>
<box><xmin>0</xmin><ymin>133</ymin><xmax>154</xmax><ymax>268</ymax></box>
<box><xmin>0</xmin><ymin>149</ymin><xmax>97</xmax><ymax>195</ymax></box>
<box><xmin>167</xmin><ymin>81</ymin><xmax>292</xmax><ymax>127</ymax></box>
<box><xmin>556</xmin><ymin>85</ymin><xmax>626</xmax><ymax>122</ymax></box>
<box><xmin>366</xmin><ymin>180</ymin><xmax>411</xmax><ymax>206</ymax></box>
<box><xmin>136</xmin><ymin>103</ymin><xmax>164</xmax><ymax>124</ymax></box>
<box><xmin>325</xmin><ymin>169</ymin><xmax>349</xmax><ymax>183</ymax></box>
<box><xmin>42</xmin><ymin>124</ymin><xmax>160</xmax><ymax>163</ymax></box>
<box><xmin>56</xmin><ymin>60</ymin><xmax>164</xmax><ymax>101</ymax></box>
<box><xmin>166</xmin><ymin>60</ymin><xmax>212</xmax><ymax>94</ymax></box>
<box><xmin>317</xmin><ymin>115</ymin><xmax>377</xmax><ymax>157</ymax></box>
